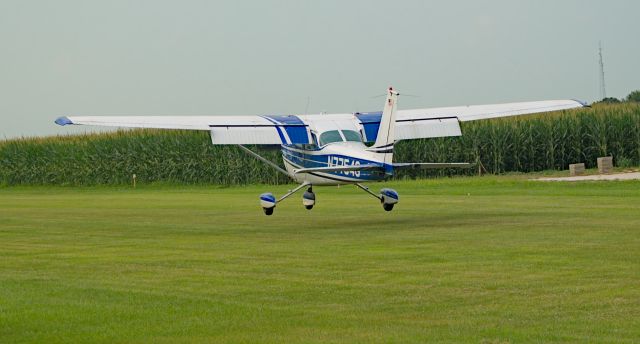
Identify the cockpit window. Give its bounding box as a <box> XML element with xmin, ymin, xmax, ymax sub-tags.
<box><xmin>341</xmin><ymin>130</ymin><xmax>362</xmax><ymax>142</ymax></box>
<box><xmin>319</xmin><ymin>130</ymin><xmax>343</xmax><ymax>146</ymax></box>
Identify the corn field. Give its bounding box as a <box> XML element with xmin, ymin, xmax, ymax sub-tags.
<box><xmin>1</xmin><ymin>104</ymin><xmax>639</xmax><ymax>186</ymax></box>
<box><xmin>0</xmin><ymin>130</ymin><xmax>289</xmax><ymax>186</ymax></box>
<box><xmin>396</xmin><ymin>103</ymin><xmax>640</xmax><ymax>179</ymax></box>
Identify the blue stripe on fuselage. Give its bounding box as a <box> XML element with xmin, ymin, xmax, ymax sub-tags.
<box><xmin>280</xmin><ymin>145</ymin><xmax>387</xmax><ymax>181</ymax></box>
<box><xmin>283</xmin><ymin>157</ymin><xmax>369</xmax><ymax>183</ymax></box>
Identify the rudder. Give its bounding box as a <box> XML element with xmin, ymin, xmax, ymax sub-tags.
<box><xmin>369</xmin><ymin>87</ymin><xmax>399</xmax><ymax>165</ymax></box>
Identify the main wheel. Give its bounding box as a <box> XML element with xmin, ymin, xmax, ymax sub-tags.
<box><xmin>383</xmin><ymin>203</ymin><xmax>394</xmax><ymax>211</ymax></box>
<box><xmin>260</xmin><ymin>193</ymin><xmax>276</xmax><ymax>215</ymax></box>
<box><xmin>303</xmin><ymin>187</ymin><xmax>315</xmax><ymax>210</ymax></box>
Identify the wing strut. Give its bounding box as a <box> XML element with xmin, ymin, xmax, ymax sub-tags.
<box><xmin>277</xmin><ymin>182</ymin><xmax>312</xmax><ymax>203</ymax></box>
<box><xmin>237</xmin><ymin>145</ymin><xmax>291</xmax><ymax>177</ymax></box>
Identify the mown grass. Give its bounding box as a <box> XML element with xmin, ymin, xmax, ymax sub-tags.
<box><xmin>1</xmin><ymin>176</ymin><xmax>639</xmax><ymax>343</ymax></box>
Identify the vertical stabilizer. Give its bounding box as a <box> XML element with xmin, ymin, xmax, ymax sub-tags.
<box><xmin>369</xmin><ymin>87</ymin><xmax>399</xmax><ymax>165</ymax></box>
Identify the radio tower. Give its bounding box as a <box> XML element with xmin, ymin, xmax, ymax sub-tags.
<box><xmin>598</xmin><ymin>41</ymin><xmax>607</xmax><ymax>100</ymax></box>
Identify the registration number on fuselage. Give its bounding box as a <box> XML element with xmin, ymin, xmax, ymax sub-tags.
<box><xmin>327</xmin><ymin>156</ymin><xmax>361</xmax><ymax>177</ymax></box>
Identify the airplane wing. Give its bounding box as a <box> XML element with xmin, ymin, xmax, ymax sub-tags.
<box><xmin>354</xmin><ymin>99</ymin><xmax>587</xmax><ymax>142</ymax></box>
<box><xmin>395</xmin><ymin>99</ymin><xmax>587</xmax><ymax>141</ymax></box>
<box><xmin>55</xmin><ymin>115</ymin><xmax>311</xmax><ymax>145</ymax></box>
<box><xmin>56</xmin><ymin>99</ymin><xmax>587</xmax><ymax>144</ymax></box>
<box><xmin>397</xmin><ymin>99</ymin><xmax>587</xmax><ymax>123</ymax></box>
<box><xmin>56</xmin><ymin>115</ymin><xmax>254</xmax><ymax>130</ymax></box>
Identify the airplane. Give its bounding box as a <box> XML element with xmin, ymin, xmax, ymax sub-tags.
<box><xmin>55</xmin><ymin>88</ymin><xmax>587</xmax><ymax>215</ymax></box>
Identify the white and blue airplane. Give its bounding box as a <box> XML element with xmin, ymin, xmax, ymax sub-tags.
<box><xmin>55</xmin><ymin>88</ymin><xmax>586</xmax><ymax>215</ymax></box>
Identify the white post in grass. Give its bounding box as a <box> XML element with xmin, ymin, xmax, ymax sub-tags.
<box><xmin>132</xmin><ymin>174</ymin><xmax>137</xmax><ymax>188</ymax></box>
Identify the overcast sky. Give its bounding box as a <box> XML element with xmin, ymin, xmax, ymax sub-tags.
<box><xmin>1</xmin><ymin>0</ymin><xmax>639</xmax><ymax>139</ymax></box>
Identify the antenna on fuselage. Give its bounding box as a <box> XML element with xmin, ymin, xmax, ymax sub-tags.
<box><xmin>304</xmin><ymin>96</ymin><xmax>311</xmax><ymax>115</ymax></box>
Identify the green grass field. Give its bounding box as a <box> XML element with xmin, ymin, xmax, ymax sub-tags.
<box><xmin>1</xmin><ymin>176</ymin><xmax>639</xmax><ymax>343</ymax></box>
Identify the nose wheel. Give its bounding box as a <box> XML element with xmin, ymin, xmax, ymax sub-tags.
<box><xmin>303</xmin><ymin>186</ymin><xmax>316</xmax><ymax>210</ymax></box>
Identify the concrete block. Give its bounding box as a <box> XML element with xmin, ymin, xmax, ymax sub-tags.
<box><xmin>569</xmin><ymin>163</ymin><xmax>585</xmax><ymax>176</ymax></box>
<box><xmin>597</xmin><ymin>156</ymin><xmax>613</xmax><ymax>174</ymax></box>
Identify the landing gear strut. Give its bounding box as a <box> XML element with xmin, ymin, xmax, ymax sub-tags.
<box><xmin>355</xmin><ymin>184</ymin><xmax>399</xmax><ymax>212</ymax></box>
<box><xmin>259</xmin><ymin>182</ymin><xmax>313</xmax><ymax>215</ymax></box>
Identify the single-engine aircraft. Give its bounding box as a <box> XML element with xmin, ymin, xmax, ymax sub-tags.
<box><xmin>55</xmin><ymin>88</ymin><xmax>586</xmax><ymax>215</ymax></box>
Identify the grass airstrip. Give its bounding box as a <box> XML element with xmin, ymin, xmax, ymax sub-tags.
<box><xmin>1</xmin><ymin>175</ymin><xmax>639</xmax><ymax>343</ymax></box>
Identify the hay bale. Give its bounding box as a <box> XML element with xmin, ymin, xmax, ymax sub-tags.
<box><xmin>597</xmin><ymin>157</ymin><xmax>613</xmax><ymax>174</ymax></box>
<box><xmin>569</xmin><ymin>163</ymin><xmax>585</xmax><ymax>176</ymax></box>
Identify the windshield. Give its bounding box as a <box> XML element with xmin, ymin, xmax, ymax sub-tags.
<box><xmin>341</xmin><ymin>130</ymin><xmax>362</xmax><ymax>142</ymax></box>
<box><xmin>319</xmin><ymin>130</ymin><xmax>343</xmax><ymax>146</ymax></box>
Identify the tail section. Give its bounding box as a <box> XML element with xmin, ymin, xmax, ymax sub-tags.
<box><xmin>369</xmin><ymin>87</ymin><xmax>399</xmax><ymax>165</ymax></box>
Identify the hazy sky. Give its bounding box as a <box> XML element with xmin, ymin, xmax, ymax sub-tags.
<box><xmin>1</xmin><ymin>0</ymin><xmax>639</xmax><ymax>138</ymax></box>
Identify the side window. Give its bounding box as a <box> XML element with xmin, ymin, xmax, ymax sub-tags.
<box><xmin>341</xmin><ymin>130</ymin><xmax>362</xmax><ymax>142</ymax></box>
<box><xmin>319</xmin><ymin>130</ymin><xmax>343</xmax><ymax>146</ymax></box>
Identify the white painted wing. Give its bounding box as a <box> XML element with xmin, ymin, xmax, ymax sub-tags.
<box><xmin>55</xmin><ymin>115</ymin><xmax>309</xmax><ymax>145</ymax></box>
<box><xmin>56</xmin><ymin>115</ymin><xmax>266</xmax><ymax>130</ymax></box>
<box><xmin>56</xmin><ymin>99</ymin><xmax>586</xmax><ymax>144</ymax></box>
<box><xmin>398</xmin><ymin>99</ymin><xmax>586</xmax><ymax>123</ymax></box>
<box><xmin>393</xmin><ymin>99</ymin><xmax>586</xmax><ymax>141</ymax></box>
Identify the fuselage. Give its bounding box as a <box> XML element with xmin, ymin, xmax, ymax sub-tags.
<box><xmin>281</xmin><ymin>142</ymin><xmax>390</xmax><ymax>185</ymax></box>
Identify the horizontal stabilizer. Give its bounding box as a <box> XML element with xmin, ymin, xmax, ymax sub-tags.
<box><xmin>294</xmin><ymin>164</ymin><xmax>380</xmax><ymax>174</ymax></box>
<box><xmin>393</xmin><ymin>162</ymin><xmax>473</xmax><ymax>169</ymax></box>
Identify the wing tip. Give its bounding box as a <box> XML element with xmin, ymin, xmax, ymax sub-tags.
<box><xmin>55</xmin><ymin>116</ymin><xmax>74</xmax><ymax>126</ymax></box>
<box><xmin>571</xmin><ymin>99</ymin><xmax>590</xmax><ymax>108</ymax></box>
